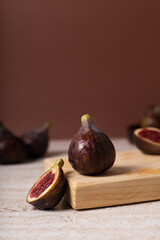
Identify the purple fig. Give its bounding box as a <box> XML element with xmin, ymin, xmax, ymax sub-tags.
<box><xmin>0</xmin><ymin>121</ymin><xmax>13</xmax><ymax>138</ymax></box>
<box><xmin>140</xmin><ymin>114</ymin><xmax>160</xmax><ymax>129</ymax></box>
<box><xmin>68</xmin><ymin>114</ymin><xmax>116</xmax><ymax>175</ymax></box>
<box><xmin>22</xmin><ymin>122</ymin><xmax>51</xmax><ymax>158</ymax></box>
<box><xmin>140</xmin><ymin>104</ymin><xmax>160</xmax><ymax>128</ymax></box>
<box><xmin>0</xmin><ymin>135</ymin><xmax>27</xmax><ymax>164</ymax></box>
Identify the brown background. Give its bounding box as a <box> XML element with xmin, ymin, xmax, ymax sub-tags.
<box><xmin>0</xmin><ymin>0</ymin><xmax>160</xmax><ymax>139</ymax></box>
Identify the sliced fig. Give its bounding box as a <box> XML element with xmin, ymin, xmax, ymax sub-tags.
<box><xmin>22</xmin><ymin>122</ymin><xmax>51</xmax><ymax>158</ymax></box>
<box><xmin>68</xmin><ymin>114</ymin><xmax>116</xmax><ymax>175</ymax></box>
<box><xmin>26</xmin><ymin>159</ymin><xmax>66</xmax><ymax>210</ymax></box>
<box><xmin>134</xmin><ymin>127</ymin><xmax>160</xmax><ymax>155</ymax></box>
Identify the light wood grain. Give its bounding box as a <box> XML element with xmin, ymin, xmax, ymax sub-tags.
<box><xmin>44</xmin><ymin>150</ymin><xmax>160</xmax><ymax>210</ymax></box>
<box><xmin>1</xmin><ymin>139</ymin><xmax>160</xmax><ymax>240</ymax></box>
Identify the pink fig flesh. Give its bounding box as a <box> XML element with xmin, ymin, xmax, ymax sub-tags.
<box><xmin>30</xmin><ymin>171</ymin><xmax>55</xmax><ymax>198</ymax></box>
<box><xmin>138</xmin><ymin>129</ymin><xmax>160</xmax><ymax>143</ymax></box>
<box><xmin>26</xmin><ymin>159</ymin><xmax>66</xmax><ymax>210</ymax></box>
<box><xmin>134</xmin><ymin>127</ymin><xmax>160</xmax><ymax>155</ymax></box>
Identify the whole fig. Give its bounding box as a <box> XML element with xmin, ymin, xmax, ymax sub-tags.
<box><xmin>140</xmin><ymin>114</ymin><xmax>160</xmax><ymax>129</ymax></box>
<box><xmin>22</xmin><ymin>122</ymin><xmax>51</xmax><ymax>158</ymax></box>
<box><xmin>68</xmin><ymin>114</ymin><xmax>116</xmax><ymax>175</ymax></box>
<box><xmin>145</xmin><ymin>104</ymin><xmax>160</xmax><ymax>121</ymax></box>
<box><xmin>140</xmin><ymin>104</ymin><xmax>160</xmax><ymax>129</ymax></box>
<box><xmin>0</xmin><ymin>135</ymin><xmax>27</xmax><ymax>164</ymax></box>
<box><xmin>0</xmin><ymin>121</ymin><xmax>13</xmax><ymax>138</ymax></box>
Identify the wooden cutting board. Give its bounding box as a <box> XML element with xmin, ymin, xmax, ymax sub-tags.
<box><xmin>44</xmin><ymin>150</ymin><xmax>160</xmax><ymax>210</ymax></box>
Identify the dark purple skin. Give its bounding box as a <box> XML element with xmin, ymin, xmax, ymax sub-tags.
<box><xmin>68</xmin><ymin>115</ymin><xmax>116</xmax><ymax>175</ymax></box>
<box><xmin>22</xmin><ymin>123</ymin><xmax>50</xmax><ymax>158</ymax></box>
<box><xmin>0</xmin><ymin>135</ymin><xmax>27</xmax><ymax>164</ymax></box>
<box><xmin>140</xmin><ymin>105</ymin><xmax>160</xmax><ymax>129</ymax></box>
<box><xmin>0</xmin><ymin>122</ymin><xmax>13</xmax><ymax>138</ymax></box>
<box><xmin>126</xmin><ymin>123</ymin><xmax>140</xmax><ymax>144</ymax></box>
<box><xmin>127</xmin><ymin>105</ymin><xmax>160</xmax><ymax>144</ymax></box>
<box><xmin>145</xmin><ymin>105</ymin><xmax>160</xmax><ymax>121</ymax></box>
<box><xmin>140</xmin><ymin>114</ymin><xmax>160</xmax><ymax>129</ymax></box>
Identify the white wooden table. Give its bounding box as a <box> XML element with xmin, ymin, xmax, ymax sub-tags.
<box><xmin>0</xmin><ymin>139</ymin><xmax>160</xmax><ymax>240</ymax></box>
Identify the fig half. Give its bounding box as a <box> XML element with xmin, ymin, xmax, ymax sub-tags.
<box><xmin>26</xmin><ymin>159</ymin><xmax>66</xmax><ymax>210</ymax></box>
<box><xmin>134</xmin><ymin>127</ymin><xmax>160</xmax><ymax>155</ymax></box>
<box><xmin>68</xmin><ymin>114</ymin><xmax>116</xmax><ymax>175</ymax></box>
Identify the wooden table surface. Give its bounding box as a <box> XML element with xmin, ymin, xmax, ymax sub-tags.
<box><xmin>0</xmin><ymin>139</ymin><xmax>160</xmax><ymax>240</ymax></box>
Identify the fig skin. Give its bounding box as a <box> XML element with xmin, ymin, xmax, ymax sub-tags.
<box><xmin>26</xmin><ymin>159</ymin><xmax>66</xmax><ymax>210</ymax></box>
<box><xmin>0</xmin><ymin>135</ymin><xmax>27</xmax><ymax>164</ymax></box>
<box><xmin>126</xmin><ymin>104</ymin><xmax>160</xmax><ymax>143</ymax></box>
<box><xmin>68</xmin><ymin>114</ymin><xmax>116</xmax><ymax>175</ymax></box>
<box><xmin>22</xmin><ymin>122</ymin><xmax>51</xmax><ymax>158</ymax></box>
<box><xmin>126</xmin><ymin>123</ymin><xmax>140</xmax><ymax>143</ymax></box>
<box><xmin>134</xmin><ymin>127</ymin><xmax>160</xmax><ymax>155</ymax></box>
<box><xmin>0</xmin><ymin>121</ymin><xmax>13</xmax><ymax>138</ymax></box>
<box><xmin>140</xmin><ymin>114</ymin><xmax>160</xmax><ymax>129</ymax></box>
<box><xmin>140</xmin><ymin>104</ymin><xmax>160</xmax><ymax>129</ymax></box>
<box><xmin>145</xmin><ymin>104</ymin><xmax>160</xmax><ymax>121</ymax></box>
<box><xmin>0</xmin><ymin>122</ymin><xmax>27</xmax><ymax>164</ymax></box>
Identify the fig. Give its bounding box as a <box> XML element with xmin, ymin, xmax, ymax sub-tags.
<box><xmin>0</xmin><ymin>135</ymin><xmax>27</xmax><ymax>164</ymax></box>
<box><xmin>22</xmin><ymin>122</ymin><xmax>51</xmax><ymax>158</ymax></box>
<box><xmin>126</xmin><ymin>123</ymin><xmax>140</xmax><ymax>143</ymax></box>
<box><xmin>0</xmin><ymin>122</ymin><xmax>27</xmax><ymax>164</ymax></box>
<box><xmin>134</xmin><ymin>127</ymin><xmax>160</xmax><ymax>155</ymax></box>
<box><xmin>140</xmin><ymin>114</ymin><xmax>160</xmax><ymax>129</ymax></box>
<box><xmin>127</xmin><ymin>104</ymin><xmax>160</xmax><ymax>143</ymax></box>
<box><xmin>140</xmin><ymin>104</ymin><xmax>160</xmax><ymax>128</ymax></box>
<box><xmin>145</xmin><ymin>104</ymin><xmax>160</xmax><ymax>120</ymax></box>
<box><xmin>68</xmin><ymin>114</ymin><xmax>116</xmax><ymax>175</ymax></box>
<box><xmin>26</xmin><ymin>159</ymin><xmax>66</xmax><ymax>210</ymax></box>
<box><xmin>0</xmin><ymin>121</ymin><xmax>13</xmax><ymax>138</ymax></box>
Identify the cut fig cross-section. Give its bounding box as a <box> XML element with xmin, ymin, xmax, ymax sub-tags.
<box><xmin>134</xmin><ymin>127</ymin><xmax>160</xmax><ymax>155</ymax></box>
<box><xmin>26</xmin><ymin>159</ymin><xmax>66</xmax><ymax>210</ymax></box>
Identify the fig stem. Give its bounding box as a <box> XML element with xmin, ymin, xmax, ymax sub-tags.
<box><xmin>44</xmin><ymin>122</ymin><xmax>52</xmax><ymax>131</ymax></box>
<box><xmin>81</xmin><ymin>114</ymin><xmax>93</xmax><ymax>126</ymax></box>
<box><xmin>53</xmin><ymin>159</ymin><xmax>64</xmax><ymax>169</ymax></box>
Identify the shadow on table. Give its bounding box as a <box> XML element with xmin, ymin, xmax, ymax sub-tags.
<box><xmin>96</xmin><ymin>165</ymin><xmax>138</xmax><ymax>177</ymax></box>
<box><xmin>15</xmin><ymin>150</ymin><xmax>68</xmax><ymax>165</ymax></box>
<box><xmin>32</xmin><ymin>199</ymin><xmax>71</xmax><ymax>212</ymax></box>
<box><xmin>45</xmin><ymin>150</ymin><xmax>67</xmax><ymax>158</ymax></box>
